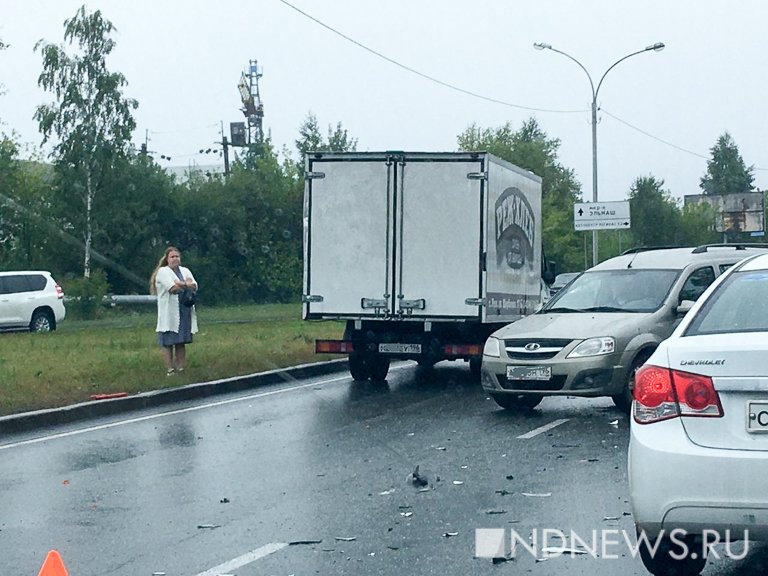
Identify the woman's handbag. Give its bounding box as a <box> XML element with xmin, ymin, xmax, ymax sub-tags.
<box><xmin>179</xmin><ymin>287</ymin><xmax>197</xmax><ymax>307</ymax></box>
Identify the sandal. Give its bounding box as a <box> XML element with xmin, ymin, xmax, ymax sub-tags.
<box><xmin>166</xmin><ymin>368</ymin><xmax>176</xmax><ymax>376</ymax></box>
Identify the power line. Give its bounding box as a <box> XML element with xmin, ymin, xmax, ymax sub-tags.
<box><xmin>278</xmin><ymin>0</ymin><xmax>768</xmax><ymax>172</ymax></box>
<box><xmin>277</xmin><ymin>0</ymin><xmax>585</xmax><ymax>115</ymax></box>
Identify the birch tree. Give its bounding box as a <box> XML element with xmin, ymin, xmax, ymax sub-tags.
<box><xmin>34</xmin><ymin>6</ymin><xmax>137</xmax><ymax>277</ymax></box>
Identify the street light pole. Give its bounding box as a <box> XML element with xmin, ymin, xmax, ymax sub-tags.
<box><xmin>534</xmin><ymin>42</ymin><xmax>665</xmax><ymax>266</ymax></box>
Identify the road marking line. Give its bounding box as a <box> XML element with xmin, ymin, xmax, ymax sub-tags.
<box><xmin>194</xmin><ymin>542</ymin><xmax>288</xmax><ymax>576</ymax></box>
<box><xmin>517</xmin><ymin>418</ymin><xmax>570</xmax><ymax>439</ymax></box>
<box><xmin>0</xmin><ymin>373</ymin><xmax>354</xmax><ymax>451</ymax></box>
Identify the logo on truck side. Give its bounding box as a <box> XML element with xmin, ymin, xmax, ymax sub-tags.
<box><xmin>495</xmin><ymin>187</ymin><xmax>535</xmax><ymax>270</ymax></box>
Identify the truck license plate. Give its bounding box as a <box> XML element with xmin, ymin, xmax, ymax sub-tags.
<box><xmin>747</xmin><ymin>402</ymin><xmax>768</xmax><ymax>433</ymax></box>
<box><xmin>379</xmin><ymin>343</ymin><xmax>422</xmax><ymax>354</ymax></box>
<box><xmin>507</xmin><ymin>365</ymin><xmax>551</xmax><ymax>381</ymax></box>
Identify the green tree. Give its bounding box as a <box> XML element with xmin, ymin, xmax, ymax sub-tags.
<box><xmin>34</xmin><ymin>6</ymin><xmax>138</xmax><ymax>279</ymax></box>
<box><xmin>457</xmin><ymin>118</ymin><xmax>584</xmax><ymax>273</ymax></box>
<box><xmin>700</xmin><ymin>132</ymin><xmax>755</xmax><ymax>196</ymax></box>
<box><xmin>293</xmin><ymin>113</ymin><xmax>358</xmax><ymax>178</ymax></box>
<box><xmin>627</xmin><ymin>175</ymin><xmax>683</xmax><ymax>247</ymax></box>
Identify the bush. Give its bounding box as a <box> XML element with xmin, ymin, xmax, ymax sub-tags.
<box><xmin>65</xmin><ymin>269</ymin><xmax>110</xmax><ymax>320</ymax></box>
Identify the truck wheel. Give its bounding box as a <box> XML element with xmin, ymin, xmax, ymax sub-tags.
<box><xmin>348</xmin><ymin>353</ymin><xmax>369</xmax><ymax>381</ymax></box>
<box><xmin>491</xmin><ymin>393</ymin><xmax>543</xmax><ymax>411</ymax></box>
<box><xmin>369</xmin><ymin>355</ymin><xmax>391</xmax><ymax>381</ymax></box>
<box><xmin>469</xmin><ymin>358</ymin><xmax>482</xmax><ymax>379</ymax></box>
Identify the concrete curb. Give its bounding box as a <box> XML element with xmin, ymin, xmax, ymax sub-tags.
<box><xmin>0</xmin><ymin>358</ymin><xmax>349</xmax><ymax>436</ymax></box>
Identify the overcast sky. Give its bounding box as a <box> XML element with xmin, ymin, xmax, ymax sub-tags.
<box><xmin>2</xmin><ymin>1</ymin><xmax>767</xmax><ymax>203</ymax></box>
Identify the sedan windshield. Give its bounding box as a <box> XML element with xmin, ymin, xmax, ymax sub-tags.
<box><xmin>543</xmin><ymin>269</ymin><xmax>679</xmax><ymax>313</ymax></box>
<box><xmin>685</xmin><ymin>270</ymin><xmax>768</xmax><ymax>335</ymax></box>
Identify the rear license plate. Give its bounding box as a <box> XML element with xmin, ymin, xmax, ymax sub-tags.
<box><xmin>507</xmin><ymin>365</ymin><xmax>551</xmax><ymax>381</ymax></box>
<box><xmin>378</xmin><ymin>343</ymin><xmax>422</xmax><ymax>354</ymax></box>
<box><xmin>747</xmin><ymin>402</ymin><xmax>768</xmax><ymax>433</ymax></box>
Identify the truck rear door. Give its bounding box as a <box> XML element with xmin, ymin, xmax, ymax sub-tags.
<box><xmin>304</xmin><ymin>157</ymin><xmax>393</xmax><ymax>318</ymax></box>
<box><xmin>395</xmin><ymin>157</ymin><xmax>484</xmax><ymax>318</ymax></box>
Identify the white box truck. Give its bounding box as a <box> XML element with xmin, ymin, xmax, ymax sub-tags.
<box><xmin>302</xmin><ymin>151</ymin><xmax>551</xmax><ymax>381</ymax></box>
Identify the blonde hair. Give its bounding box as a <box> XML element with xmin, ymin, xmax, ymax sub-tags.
<box><xmin>149</xmin><ymin>246</ymin><xmax>180</xmax><ymax>294</ymax></box>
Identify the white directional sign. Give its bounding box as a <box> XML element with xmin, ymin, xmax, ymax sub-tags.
<box><xmin>574</xmin><ymin>201</ymin><xmax>631</xmax><ymax>231</ymax></box>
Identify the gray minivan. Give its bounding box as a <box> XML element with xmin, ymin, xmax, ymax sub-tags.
<box><xmin>481</xmin><ymin>244</ymin><xmax>768</xmax><ymax>412</ymax></box>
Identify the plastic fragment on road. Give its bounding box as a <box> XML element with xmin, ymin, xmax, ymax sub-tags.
<box><xmin>89</xmin><ymin>392</ymin><xmax>129</xmax><ymax>400</ymax></box>
<box><xmin>400</xmin><ymin>511</ymin><xmax>413</xmax><ymax>517</ymax></box>
<box><xmin>38</xmin><ymin>550</ymin><xmax>68</xmax><ymax>576</ymax></box>
<box><xmin>522</xmin><ymin>492</ymin><xmax>552</xmax><ymax>497</ymax></box>
<box><xmin>197</xmin><ymin>524</ymin><xmax>221</xmax><ymax>529</ymax></box>
<box><xmin>335</xmin><ymin>536</ymin><xmax>357</xmax><ymax>542</ymax></box>
<box><xmin>484</xmin><ymin>509</ymin><xmax>507</xmax><ymax>515</ymax></box>
<box><xmin>289</xmin><ymin>539</ymin><xmax>323</xmax><ymax>545</ymax></box>
<box><xmin>452</xmin><ymin>480</ymin><xmax>464</xmax><ymax>485</ymax></box>
<box><xmin>443</xmin><ymin>532</ymin><xmax>459</xmax><ymax>537</ymax></box>
<box><xmin>220</xmin><ymin>497</ymin><xmax>230</xmax><ymax>503</ymax></box>
<box><xmin>495</xmin><ymin>489</ymin><xmax>513</xmax><ymax>496</ymax></box>
<box><xmin>379</xmin><ymin>488</ymin><xmax>396</xmax><ymax>495</ymax></box>
<box><xmin>406</xmin><ymin>465</ymin><xmax>428</xmax><ymax>487</ymax></box>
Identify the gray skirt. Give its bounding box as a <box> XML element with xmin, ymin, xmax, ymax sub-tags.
<box><xmin>157</xmin><ymin>301</ymin><xmax>194</xmax><ymax>346</ymax></box>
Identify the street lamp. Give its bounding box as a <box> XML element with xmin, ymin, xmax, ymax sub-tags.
<box><xmin>534</xmin><ymin>41</ymin><xmax>665</xmax><ymax>266</ymax></box>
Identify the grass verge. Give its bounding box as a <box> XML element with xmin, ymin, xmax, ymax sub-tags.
<box><xmin>0</xmin><ymin>303</ymin><xmax>344</xmax><ymax>417</ymax></box>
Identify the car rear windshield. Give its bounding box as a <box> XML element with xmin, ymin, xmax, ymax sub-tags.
<box><xmin>685</xmin><ymin>270</ymin><xmax>768</xmax><ymax>335</ymax></box>
<box><xmin>544</xmin><ymin>269</ymin><xmax>679</xmax><ymax>313</ymax></box>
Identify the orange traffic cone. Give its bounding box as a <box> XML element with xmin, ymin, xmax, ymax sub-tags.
<box><xmin>38</xmin><ymin>550</ymin><xmax>68</xmax><ymax>576</ymax></box>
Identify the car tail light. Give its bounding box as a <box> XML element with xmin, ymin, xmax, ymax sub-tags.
<box><xmin>55</xmin><ymin>284</ymin><xmax>64</xmax><ymax>299</ymax></box>
<box><xmin>633</xmin><ymin>364</ymin><xmax>723</xmax><ymax>424</ymax></box>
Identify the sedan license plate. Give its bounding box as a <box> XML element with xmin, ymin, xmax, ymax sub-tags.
<box><xmin>507</xmin><ymin>365</ymin><xmax>551</xmax><ymax>381</ymax></box>
<box><xmin>378</xmin><ymin>343</ymin><xmax>422</xmax><ymax>354</ymax></box>
<box><xmin>747</xmin><ymin>402</ymin><xmax>768</xmax><ymax>433</ymax></box>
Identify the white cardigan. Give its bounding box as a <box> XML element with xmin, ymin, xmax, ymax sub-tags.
<box><xmin>155</xmin><ymin>265</ymin><xmax>198</xmax><ymax>334</ymax></box>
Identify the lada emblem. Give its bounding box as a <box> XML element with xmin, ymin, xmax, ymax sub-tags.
<box><xmin>524</xmin><ymin>342</ymin><xmax>541</xmax><ymax>351</ymax></box>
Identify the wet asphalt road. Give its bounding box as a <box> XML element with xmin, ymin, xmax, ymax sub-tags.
<box><xmin>1</xmin><ymin>362</ymin><xmax>767</xmax><ymax>575</ymax></box>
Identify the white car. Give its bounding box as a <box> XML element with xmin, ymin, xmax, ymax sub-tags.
<box><xmin>0</xmin><ymin>271</ymin><xmax>66</xmax><ymax>332</ymax></box>
<box><xmin>629</xmin><ymin>252</ymin><xmax>768</xmax><ymax>575</ymax></box>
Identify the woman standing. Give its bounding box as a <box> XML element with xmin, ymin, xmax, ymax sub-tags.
<box><xmin>150</xmin><ymin>246</ymin><xmax>198</xmax><ymax>375</ymax></box>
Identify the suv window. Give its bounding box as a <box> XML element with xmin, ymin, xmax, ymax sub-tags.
<box><xmin>0</xmin><ymin>275</ymin><xmax>30</xmax><ymax>294</ymax></box>
<box><xmin>26</xmin><ymin>274</ymin><xmax>47</xmax><ymax>291</ymax></box>
<box><xmin>678</xmin><ymin>266</ymin><xmax>716</xmax><ymax>303</ymax></box>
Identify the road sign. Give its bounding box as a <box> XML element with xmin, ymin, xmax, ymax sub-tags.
<box><xmin>574</xmin><ymin>201</ymin><xmax>631</xmax><ymax>231</ymax></box>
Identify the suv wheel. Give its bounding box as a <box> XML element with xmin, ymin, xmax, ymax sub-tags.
<box><xmin>491</xmin><ymin>393</ymin><xmax>543</xmax><ymax>411</ymax></box>
<box><xmin>30</xmin><ymin>310</ymin><xmax>55</xmax><ymax>332</ymax></box>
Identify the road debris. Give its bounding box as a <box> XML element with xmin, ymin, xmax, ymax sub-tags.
<box><xmin>484</xmin><ymin>509</ymin><xmax>507</xmax><ymax>515</ymax></box>
<box><xmin>196</xmin><ymin>524</ymin><xmax>221</xmax><ymax>529</ymax></box>
<box><xmin>452</xmin><ymin>480</ymin><xmax>464</xmax><ymax>485</ymax></box>
<box><xmin>335</xmin><ymin>536</ymin><xmax>357</xmax><ymax>542</ymax></box>
<box><xmin>495</xmin><ymin>489</ymin><xmax>513</xmax><ymax>496</ymax></box>
<box><xmin>400</xmin><ymin>511</ymin><xmax>413</xmax><ymax>518</ymax></box>
<box><xmin>379</xmin><ymin>488</ymin><xmax>396</xmax><ymax>496</ymax></box>
<box><xmin>522</xmin><ymin>492</ymin><xmax>552</xmax><ymax>498</ymax></box>
<box><xmin>443</xmin><ymin>532</ymin><xmax>459</xmax><ymax>537</ymax></box>
<box><xmin>219</xmin><ymin>497</ymin><xmax>230</xmax><ymax>504</ymax></box>
<box><xmin>289</xmin><ymin>540</ymin><xmax>323</xmax><ymax>546</ymax></box>
<box><xmin>406</xmin><ymin>465</ymin><xmax>428</xmax><ymax>487</ymax></box>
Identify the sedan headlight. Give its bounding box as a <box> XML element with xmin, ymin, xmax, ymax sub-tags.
<box><xmin>483</xmin><ymin>336</ymin><xmax>501</xmax><ymax>358</ymax></box>
<box><xmin>567</xmin><ymin>337</ymin><xmax>615</xmax><ymax>358</ymax></box>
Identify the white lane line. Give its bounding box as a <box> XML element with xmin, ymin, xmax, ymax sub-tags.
<box><xmin>0</xmin><ymin>373</ymin><xmax>353</xmax><ymax>451</ymax></box>
<box><xmin>194</xmin><ymin>542</ymin><xmax>288</xmax><ymax>576</ymax></box>
<box><xmin>517</xmin><ymin>418</ymin><xmax>570</xmax><ymax>439</ymax></box>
